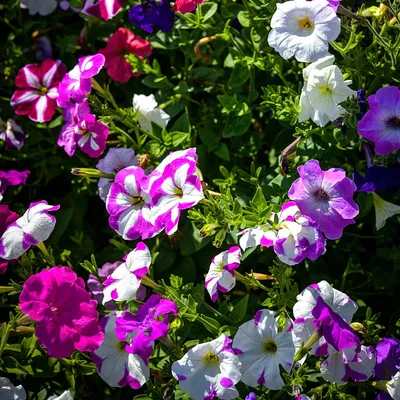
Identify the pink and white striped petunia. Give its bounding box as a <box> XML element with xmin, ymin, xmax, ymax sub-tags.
<box><xmin>57</xmin><ymin>54</ymin><xmax>105</xmax><ymax>108</ymax></box>
<box><xmin>102</xmin><ymin>242</ymin><xmax>151</xmax><ymax>304</ymax></box>
<box><xmin>149</xmin><ymin>156</ymin><xmax>204</xmax><ymax>235</ymax></box>
<box><xmin>82</xmin><ymin>0</ymin><xmax>124</xmax><ymax>20</ymax></box>
<box><xmin>11</xmin><ymin>59</ymin><xmax>67</xmax><ymax>123</ymax></box>
<box><xmin>0</xmin><ymin>200</ymin><xmax>59</xmax><ymax>260</ymax></box>
<box><xmin>205</xmin><ymin>246</ymin><xmax>242</xmax><ymax>302</ymax></box>
<box><xmin>74</xmin><ymin>113</ymin><xmax>109</xmax><ymax>158</ymax></box>
<box><xmin>106</xmin><ymin>166</ymin><xmax>159</xmax><ymax>240</ymax></box>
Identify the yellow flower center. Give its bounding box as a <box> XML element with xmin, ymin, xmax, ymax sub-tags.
<box><xmin>299</xmin><ymin>18</ymin><xmax>313</xmax><ymax>30</ymax></box>
<box><xmin>264</xmin><ymin>340</ymin><xmax>277</xmax><ymax>353</ymax></box>
<box><xmin>131</xmin><ymin>196</ymin><xmax>145</xmax><ymax>205</ymax></box>
<box><xmin>39</xmin><ymin>86</ymin><xmax>48</xmax><ymax>95</ymax></box>
<box><xmin>203</xmin><ymin>352</ymin><xmax>219</xmax><ymax>365</ymax></box>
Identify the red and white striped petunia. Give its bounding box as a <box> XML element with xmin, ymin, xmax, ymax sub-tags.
<box><xmin>82</xmin><ymin>0</ymin><xmax>124</xmax><ymax>20</ymax></box>
<box><xmin>11</xmin><ymin>59</ymin><xmax>67</xmax><ymax>123</ymax></box>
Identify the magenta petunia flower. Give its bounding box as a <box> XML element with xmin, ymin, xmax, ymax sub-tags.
<box><xmin>11</xmin><ymin>59</ymin><xmax>67</xmax><ymax>123</ymax></box>
<box><xmin>0</xmin><ymin>170</ymin><xmax>30</xmax><ymax>201</ymax></box>
<box><xmin>358</xmin><ymin>86</ymin><xmax>400</xmax><ymax>155</ymax></box>
<box><xmin>19</xmin><ymin>266</ymin><xmax>103</xmax><ymax>358</ymax></box>
<box><xmin>0</xmin><ymin>205</ymin><xmax>19</xmax><ymax>274</ymax></box>
<box><xmin>82</xmin><ymin>0</ymin><xmax>124</xmax><ymax>21</ymax></box>
<box><xmin>288</xmin><ymin>159</ymin><xmax>359</xmax><ymax>240</ymax></box>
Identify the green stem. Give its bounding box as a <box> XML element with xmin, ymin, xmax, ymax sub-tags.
<box><xmin>113</xmin><ymin>126</ymin><xmax>137</xmax><ymax>146</ymax></box>
<box><xmin>193</xmin><ymin>293</ymin><xmax>236</xmax><ymax>325</ymax></box>
<box><xmin>0</xmin><ymin>286</ymin><xmax>15</xmax><ymax>294</ymax></box>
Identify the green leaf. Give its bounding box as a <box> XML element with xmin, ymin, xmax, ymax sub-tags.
<box><xmin>237</xmin><ymin>10</ymin><xmax>251</xmax><ymax>27</ymax></box>
<box><xmin>229</xmin><ymin>295</ymin><xmax>249</xmax><ymax>322</ymax></box>
<box><xmin>214</xmin><ymin>142</ymin><xmax>230</xmax><ymax>161</ymax></box>
<box><xmin>142</xmin><ymin>75</ymin><xmax>169</xmax><ymax>89</ymax></box>
<box><xmin>230</xmin><ymin>64</ymin><xmax>249</xmax><ymax>87</ymax></box>
<box><xmin>200</xmin><ymin>314</ymin><xmax>220</xmax><ymax>333</ymax></box>
<box><xmin>201</xmin><ymin>2</ymin><xmax>218</xmax><ymax>22</ymax></box>
<box><xmin>171</xmin><ymin>113</ymin><xmax>190</xmax><ymax>133</ymax></box>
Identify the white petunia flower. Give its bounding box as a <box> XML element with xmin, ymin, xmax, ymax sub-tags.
<box><xmin>232</xmin><ymin>309</ymin><xmax>295</xmax><ymax>390</ymax></box>
<box><xmin>372</xmin><ymin>192</ymin><xmax>400</xmax><ymax>230</ymax></box>
<box><xmin>0</xmin><ymin>377</ymin><xmax>26</xmax><ymax>400</ymax></box>
<box><xmin>172</xmin><ymin>334</ymin><xmax>242</xmax><ymax>400</ymax></box>
<box><xmin>20</xmin><ymin>0</ymin><xmax>57</xmax><ymax>15</ymax></box>
<box><xmin>268</xmin><ymin>0</ymin><xmax>340</xmax><ymax>63</ymax></box>
<box><xmin>299</xmin><ymin>56</ymin><xmax>356</xmax><ymax>126</ymax></box>
<box><xmin>133</xmin><ymin>94</ymin><xmax>170</xmax><ymax>133</ymax></box>
<box><xmin>47</xmin><ymin>390</ymin><xmax>74</xmax><ymax>400</ymax></box>
<box><xmin>387</xmin><ymin>371</ymin><xmax>400</xmax><ymax>400</ymax></box>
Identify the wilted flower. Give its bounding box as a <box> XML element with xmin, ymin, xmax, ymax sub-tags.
<box><xmin>19</xmin><ymin>266</ymin><xmax>103</xmax><ymax>358</ymax></box>
<box><xmin>133</xmin><ymin>94</ymin><xmax>170</xmax><ymax>133</ymax></box>
<box><xmin>268</xmin><ymin>0</ymin><xmax>340</xmax><ymax>63</ymax></box>
<box><xmin>11</xmin><ymin>59</ymin><xmax>67</xmax><ymax>123</ymax></box>
<box><xmin>0</xmin><ymin>118</ymin><xmax>26</xmax><ymax>150</ymax></box>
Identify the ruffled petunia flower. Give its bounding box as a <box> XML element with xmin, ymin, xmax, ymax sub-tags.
<box><xmin>92</xmin><ymin>311</ymin><xmax>150</xmax><ymax>388</ymax></box>
<box><xmin>292</xmin><ymin>280</ymin><xmax>358</xmax><ymax>357</ymax></box>
<box><xmin>358</xmin><ymin>86</ymin><xmax>400</xmax><ymax>155</ymax></box>
<box><xmin>82</xmin><ymin>0</ymin><xmax>124</xmax><ymax>20</ymax></box>
<box><xmin>288</xmin><ymin>159</ymin><xmax>359</xmax><ymax>240</ymax></box>
<box><xmin>0</xmin><ymin>118</ymin><xmax>26</xmax><ymax>150</ymax></box>
<box><xmin>0</xmin><ymin>206</ymin><xmax>20</xmax><ymax>274</ymax></box>
<box><xmin>375</xmin><ymin>338</ymin><xmax>400</xmax><ymax>388</ymax></box>
<box><xmin>96</xmin><ymin>148</ymin><xmax>139</xmax><ymax>202</ymax></box>
<box><xmin>205</xmin><ymin>246</ymin><xmax>242</xmax><ymax>302</ymax></box>
<box><xmin>354</xmin><ymin>166</ymin><xmax>400</xmax><ymax>193</ymax></box>
<box><xmin>129</xmin><ymin>0</ymin><xmax>175</xmax><ymax>34</ymax></box>
<box><xmin>103</xmin><ymin>242</ymin><xmax>151</xmax><ymax>304</ymax></box>
<box><xmin>172</xmin><ymin>334</ymin><xmax>242</xmax><ymax>400</ymax></box>
<box><xmin>20</xmin><ymin>0</ymin><xmax>57</xmax><ymax>15</ymax></box>
<box><xmin>268</xmin><ymin>0</ymin><xmax>340</xmax><ymax>63</ymax></box>
<box><xmin>11</xmin><ymin>59</ymin><xmax>67</xmax><ymax>123</ymax></box>
<box><xmin>0</xmin><ymin>200</ymin><xmax>59</xmax><ymax>260</ymax></box>
<box><xmin>299</xmin><ymin>56</ymin><xmax>356</xmax><ymax>126</ymax></box>
<box><xmin>320</xmin><ymin>345</ymin><xmax>375</xmax><ymax>383</ymax></box>
<box><xmin>386</xmin><ymin>371</ymin><xmax>400</xmax><ymax>400</ymax></box>
<box><xmin>115</xmin><ymin>294</ymin><xmax>178</xmax><ymax>356</ymax></box>
<box><xmin>19</xmin><ymin>266</ymin><xmax>103</xmax><ymax>358</ymax></box>
<box><xmin>74</xmin><ymin>113</ymin><xmax>109</xmax><ymax>158</ymax></box>
<box><xmin>57</xmin><ymin>54</ymin><xmax>105</xmax><ymax>108</ymax></box>
<box><xmin>0</xmin><ymin>170</ymin><xmax>30</xmax><ymax>202</ymax></box>
<box><xmin>47</xmin><ymin>390</ymin><xmax>74</xmax><ymax>400</ymax></box>
<box><xmin>0</xmin><ymin>376</ymin><xmax>26</xmax><ymax>400</ymax></box>
<box><xmin>173</xmin><ymin>0</ymin><xmax>205</xmax><ymax>13</ymax></box>
<box><xmin>232</xmin><ymin>309</ymin><xmax>295</xmax><ymax>390</ymax></box>
<box><xmin>133</xmin><ymin>94</ymin><xmax>170</xmax><ymax>133</ymax></box>
<box><xmin>99</xmin><ymin>28</ymin><xmax>152</xmax><ymax>84</ymax></box>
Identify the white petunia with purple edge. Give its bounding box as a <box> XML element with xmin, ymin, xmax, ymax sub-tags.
<box><xmin>102</xmin><ymin>242</ymin><xmax>151</xmax><ymax>304</ymax></box>
<box><xmin>0</xmin><ymin>200</ymin><xmax>59</xmax><ymax>260</ymax></box>
<box><xmin>205</xmin><ymin>246</ymin><xmax>242</xmax><ymax>302</ymax></box>
<box><xmin>172</xmin><ymin>334</ymin><xmax>241</xmax><ymax>400</ymax></box>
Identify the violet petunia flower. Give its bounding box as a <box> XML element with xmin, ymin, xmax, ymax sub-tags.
<box><xmin>128</xmin><ymin>0</ymin><xmax>174</xmax><ymax>34</ymax></box>
<box><xmin>353</xmin><ymin>166</ymin><xmax>400</xmax><ymax>193</ymax></box>
<box><xmin>19</xmin><ymin>266</ymin><xmax>103</xmax><ymax>358</ymax></box>
<box><xmin>288</xmin><ymin>159</ymin><xmax>359</xmax><ymax>240</ymax></box>
<box><xmin>35</xmin><ymin>37</ymin><xmax>53</xmax><ymax>61</ymax></box>
<box><xmin>11</xmin><ymin>59</ymin><xmax>67</xmax><ymax>123</ymax></box>
<box><xmin>0</xmin><ymin>206</ymin><xmax>19</xmax><ymax>274</ymax></box>
<box><xmin>358</xmin><ymin>86</ymin><xmax>400</xmax><ymax>155</ymax></box>
<box><xmin>0</xmin><ymin>170</ymin><xmax>30</xmax><ymax>202</ymax></box>
<box><xmin>0</xmin><ymin>118</ymin><xmax>26</xmax><ymax>150</ymax></box>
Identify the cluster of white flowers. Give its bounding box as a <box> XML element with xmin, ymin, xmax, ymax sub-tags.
<box><xmin>268</xmin><ymin>0</ymin><xmax>356</xmax><ymax>126</ymax></box>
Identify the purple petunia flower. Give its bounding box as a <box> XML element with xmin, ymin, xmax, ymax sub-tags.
<box><xmin>353</xmin><ymin>166</ymin><xmax>400</xmax><ymax>193</ymax></box>
<box><xmin>0</xmin><ymin>118</ymin><xmax>26</xmax><ymax>150</ymax></box>
<box><xmin>288</xmin><ymin>159</ymin><xmax>359</xmax><ymax>240</ymax></box>
<box><xmin>356</xmin><ymin>89</ymin><xmax>368</xmax><ymax>121</ymax></box>
<box><xmin>358</xmin><ymin>86</ymin><xmax>400</xmax><ymax>155</ymax></box>
<box><xmin>0</xmin><ymin>170</ymin><xmax>30</xmax><ymax>201</ymax></box>
<box><xmin>128</xmin><ymin>0</ymin><xmax>174</xmax><ymax>34</ymax></box>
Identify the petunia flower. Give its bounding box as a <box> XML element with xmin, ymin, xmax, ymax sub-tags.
<box><xmin>82</xmin><ymin>0</ymin><xmax>124</xmax><ymax>20</ymax></box>
<box><xmin>47</xmin><ymin>390</ymin><xmax>74</xmax><ymax>400</ymax></box>
<box><xmin>99</xmin><ymin>28</ymin><xmax>152</xmax><ymax>84</ymax></box>
<box><xmin>292</xmin><ymin>280</ymin><xmax>358</xmax><ymax>357</ymax></box>
<box><xmin>372</xmin><ymin>192</ymin><xmax>400</xmax><ymax>230</ymax></box>
<box><xmin>57</xmin><ymin>100</ymin><xmax>90</xmax><ymax>157</ymax></box>
<box><xmin>0</xmin><ymin>206</ymin><xmax>20</xmax><ymax>274</ymax></box>
<box><xmin>172</xmin><ymin>334</ymin><xmax>242</xmax><ymax>400</ymax></box>
<box><xmin>288</xmin><ymin>159</ymin><xmax>359</xmax><ymax>240</ymax></box>
<box><xmin>20</xmin><ymin>0</ymin><xmax>57</xmax><ymax>15</ymax></box>
<box><xmin>0</xmin><ymin>170</ymin><xmax>30</xmax><ymax>202</ymax></box>
<box><xmin>115</xmin><ymin>294</ymin><xmax>178</xmax><ymax>356</ymax></box>
<box><xmin>232</xmin><ymin>309</ymin><xmax>295</xmax><ymax>390</ymax></box>
<box><xmin>320</xmin><ymin>345</ymin><xmax>375</xmax><ymax>383</ymax></box>
<box><xmin>299</xmin><ymin>56</ymin><xmax>356</xmax><ymax>126</ymax></box>
<box><xmin>96</xmin><ymin>148</ymin><xmax>139</xmax><ymax>202</ymax></box>
<box><xmin>11</xmin><ymin>59</ymin><xmax>67</xmax><ymax>123</ymax></box>
<box><xmin>0</xmin><ymin>118</ymin><xmax>26</xmax><ymax>150</ymax></box>
<box><xmin>57</xmin><ymin>54</ymin><xmax>105</xmax><ymax>108</ymax></box>
<box><xmin>358</xmin><ymin>86</ymin><xmax>400</xmax><ymax>155</ymax></box>
<box><xmin>102</xmin><ymin>242</ymin><xmax>151</xmax><ymax>304</ymax></box>
<box><xmin>19</xmin><ymin>266</ymin><xmax>103</xmax><ymax>358</ymax></box>
<box><xmin>268</xmin><ymin>0</ymin><xmax>340</xmax><ymax>63</ymax></box>
<box><xmin>375</xmin><ymin>338</ymin><xmax>400</xmax><ymax>388</ymax></box>
<box><xmin>74</xmin><ymin>113</ymin><xmax>109</xmax><ymax>158</ymax></box>
<box><xmin>133</xmin><ymin>94</ymin><xmax>170</xmax><ymax>133</ymax></box>
<box><xmin>0</xmin><ymin>200</ymin><xmax>59</xmax><ymax>260</ymax></box>
<box><xmin>387</xmin><ymin>372</ymin><xmax>400</xmax><ymax>400</ymax></box>
<box><xmin>173</xmin><ymin>0</ymin><xmax>205</xmax><ymax>13</ymax></box>
<box><xmin>353</xmin><ymin>166</ymin><xmax>400</xmax><ymax>193</ymax></box>
<box><xmin>0</xmin><ymin>376</ymin><xmax>26</xmax><ymax>399</ymax></box>
<box><xmin>129</xmin><ymin>0</ymin><xmax>175</xmax><ymax>33</ymax></box>
<box><xmin>205</xmin><ymin>246</ymin><xmax>242</xmax><ymax>302</ymax></box>
<box><xmin>92</xmin><ymin>311</ymin><xmax>150</xmax><ymax>389</ymax></box>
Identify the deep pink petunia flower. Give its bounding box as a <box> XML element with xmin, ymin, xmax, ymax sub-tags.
<box><xmin>288</xmin><ymin>159</ymin><xmax>359</xmax><ymax>240</ymax></box>
<box><xmin>82</xmin><ymin>0</ymin><xmax>124</xmax><ymax>20</ymax></box>
<box><xmin>0</xmin><ymin>205</ymin><xmax>19</xmax><ymax>274</ymax></box>
<box><xmin>173</xmin><ymin>0</ymin><xmax>205</xmax><ymax>13</ymax></box>
<box><xmin>0</xmin><ymin>170</ymin><xmax>30</xmax><ymax>201</ymax></box>
<box><xmin>19</xmin><ymin>266</ymin><xmax>103</xmax><ymax>358</ymax></box>
<box><xmin>357</xmin><ymin>86</ymin><xmax>400</xmax><ymax>155</ymax></box>
<box><xmin>99</xmin><ymin>28</ymin><xmax>152</xmax><ymax>84</ymax></box>
<box><xmin>11</xmin><ymin>59</ymin><xmax>67</xmax><ymax>123</ymax></box>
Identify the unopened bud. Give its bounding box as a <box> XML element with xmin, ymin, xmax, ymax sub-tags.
<box><xmin>350</xmin><ymin>322</ymin><xmax>368</xmax><ymax>337</ymax></box>
<box><xmin>199</xmin><ymin>224</ymin><xmax>218</xmax><ymax>238</ymax></box>
<box><xmin>71</xmin><ymin>168</ymin><xmax>114</xmax><ymax>179</ymax></box>
<box><xmin>361</xmin><ymin>5</ymin><xmax>387</xmax><ymax>17</ymax></box>
<box><xmin>138</xmin><ymin>153</ymin><xmax>151</xmax><ymax>169</ymax></box>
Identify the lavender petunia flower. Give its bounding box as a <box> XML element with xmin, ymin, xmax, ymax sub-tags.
<box><xmin>358</xmin><ymin>86</ymin><xmax>400</xmax><ymax>155</ymax></box>
<box><xmin>288</xmin><ymin>159</ymin><xmax>359</xmax><ymax>240</ymax></box>
<box><xmin>353</xmin><ymin>166</ymin><xmax>400</xmax><ymax>193</ymax></box>
<box><xmin>128</xmin><ymin>0</ymin><xmax>174</xmax><ymax>34</ymax></box>
<box><xmin>0</xmin><ymin>119</ymin><xmax>26</xmax><ymax>150</ymax></box>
